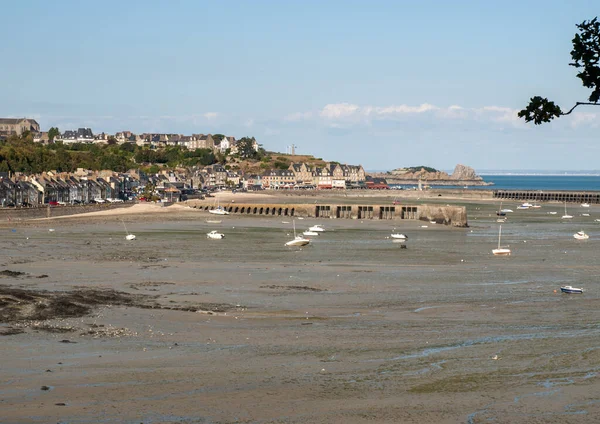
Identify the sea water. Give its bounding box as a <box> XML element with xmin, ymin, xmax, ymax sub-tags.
<box><xmin>427</xmin><ymin>174</ymin><xmax>600</xmax><ymax>191</ymax></box>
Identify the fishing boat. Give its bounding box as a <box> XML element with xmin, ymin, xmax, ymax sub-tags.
<box><xmin>573</xmin><ymin>230</ymin><xmax>589</xmax><ymax>240</ymax></box>
<box><xmin>581</xmin><ymin>203</ymin><xmax>590</xmax><ymax>208</ymax></box>
<box><xmin>561</xmin><ymin>202</ymin><xmax>573</xmax><ymax>219</ymax></box>
<box><xmin>391</xmin><ymin>233</ymin><xmax>408</xmax><ymax>240</ymax></box>
<box><xmin>492</xmin><ymin>225</ymin><xmax>511</xmax><ymax>256</ymax></box>
<box><xmin>207</xmin><ymin>230</ymin><xmax>225</xmax><ymax>240</ymax></box>
<box><xmin>308</xmin><ymin>224</ymin><xmax>325</xmax><ymax>232</ymax></box>
<box><xmin>560</xmin><ymin>285</ymin><xmax>583</xmax><ymax>294</ymax></box>
<box><xmin>303</xmin><ymin>230</ymin><xmax>319</xmax><ymax>236</ymax></box>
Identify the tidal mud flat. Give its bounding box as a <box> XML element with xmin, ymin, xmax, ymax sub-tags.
<box><xmin>1</xmin><ymin>200</ymin><xmax>599</xmax><ymax>423</ymax></box>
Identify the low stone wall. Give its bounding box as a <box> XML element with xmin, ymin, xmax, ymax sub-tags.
<box><xmin>0</xmin><ymin>203</ymin><xmax>133</xmax><ymax>222</ymax></box>
<box><xmin>189</xmin><ymin>201</ymin><xmax>468</xmax><ymax>227</ymax></box>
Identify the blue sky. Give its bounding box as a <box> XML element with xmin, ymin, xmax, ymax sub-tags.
<box><xmin>2</xmin><ymin>0</ymin><xmax>599</xmax><ymax>171</ymax></box>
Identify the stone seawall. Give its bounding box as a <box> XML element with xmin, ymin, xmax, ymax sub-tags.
<box><xmin>0</xmin><ymin>203</ymin><xmax>133</xmax><ymax>222</ymax></box>
<box><xmin>189</xmin><ymin>200</ymin><xmax>469</xmax><ymax>227</ymax></box>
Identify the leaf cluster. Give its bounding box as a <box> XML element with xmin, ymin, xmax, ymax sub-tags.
<box><xmin>519</xmin><ymin>17</ymin><xmax>600</xmax><ymax>124</ymax></box>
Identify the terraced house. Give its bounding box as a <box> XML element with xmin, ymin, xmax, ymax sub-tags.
<box><xmin>289</xmin><ymin>162</ymin><xmax>366</xmax><ymax>189</ymax></box>
<box><xmin>262</xmin><ymin>169</ymin><xmax>295</xmax><ymax>189</ymax></box>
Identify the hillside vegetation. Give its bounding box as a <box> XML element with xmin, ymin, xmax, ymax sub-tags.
<box><xmin>0</xmin><ymin>133</ymin><xmax>328</xmax><ymax>175</ymax></box>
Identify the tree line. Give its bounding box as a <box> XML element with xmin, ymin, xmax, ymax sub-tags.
<box><xmin>0</xmin><ymin>133</ymin><xmax>220</xmax><ymax>174</ymax></box>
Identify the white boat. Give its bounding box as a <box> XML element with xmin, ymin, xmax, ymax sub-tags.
<box><xmin>517</xmin><ymin>202</ymin><xmax>532</xmax><ymax>209</ymax></box>
<box><xmin>303</xmin><ymin>230</ymin><xmax>319</xmax><ymax>236</ymax></box>
<box><xmin>206</xmin><ymin>219</ymin><xmax>222</xmax><ymax>224</ymax></box>
<box><xmin>581</xmin><ymin>203</ymin><xmax>590</xmax><ymax>208</ymax></box>
<box><xmin>390</xmin><ymin>233</ymin><xmax>408</xmax><ymax>239</ymax></box>
<box><xmin>209</xmin><ymin>199</ymin><xmax>229</xmax><ymax>215</ymax></box>
<box><xmin>560</xmin><ymin>285</ymin><xmax>583</xmax><ymax>294</ymax></box>
<box><xmin>547</xmin><ymin>211</ymin><xmax>557</xmax><ymax>215</ymax></box>
<box><xmin>500</xmin><ymin>208</ymin><xmax>513</xmax><ymax>213</ymax></box>
<box><xmin>496</xmin><ymin>202</ymin><xmax>506</xmax><ymax>217</ymax></box>
<box><xmin>286</xmin><ymin>220</ymin><xmax>310</xmax><ymax>247</ymax></box>
<box><xmin>582</xmin><ymin>213</ymin><xmax>590</xmax><ymax>217</ymax></box>
<box><xmin>561</xmin><ymin>202</ymin><xmax>573</xmax><ymax>219</ymax></box>
<box><xmin>308</xmin><ymin>224</ymin><xmax>325</xmax><ymax>232</ymax></box>
<box><xmin>492</xmin><ymin>225</ymin><xmax>511</xmax><ymax>256</ymax></box>
<box><xmin>573</xmin><ymin>230</ymin><xmax>589</xmax><ymax>240</ymax></box>
<box><xmin>496</xmin><ymin>217</ymin><xmax>507</xmax><ymax>223</ymax></box>
<box><xmin>207</xmin><ymin>230</ymin><xmax>225</xmax><ymax>239</ymax></box>
<box><xmin>122</xmin><ymin>220</ymin><xmax>136</xmax><ymax>241</ymax></box>
<box><xmin>531</xmin><ymin>204</ymin><xmax>541</xmax><ymax>209</ymax></box>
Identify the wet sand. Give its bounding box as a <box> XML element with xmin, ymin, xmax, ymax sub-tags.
<box><xmin>1</xmin><ymin>198</ymin><xmax>599</xmax><ymax>423</ymax></box>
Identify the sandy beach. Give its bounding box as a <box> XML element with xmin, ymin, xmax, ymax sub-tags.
<box><xmin>1</xmin><ymin>194</ymin><xmax>599</xmax><ymax>423</ymax></box>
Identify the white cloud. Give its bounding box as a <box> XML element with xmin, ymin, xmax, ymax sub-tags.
<box><xmin>203</xmin><ymin>112</ymin><xmax>218</xmax><ymax>120</ymax></box>
<box><xmin>309</xmin><ymin>102</ymin><xmax>529</xmax><ymax>128</ymax></box>
<box><xmin>319</xmin><ymin>103</ymin><xmax>360</xmax><ymax>119</ymax></box>
<box><xmin>244</xmin><ymin>118</ymin><xmax>255</xmax><ymax>127</ymax></box>
<box><xmin>375</xmin><ymin>103</ymin><xmax>439</xmax><ymax>115</ymax></box>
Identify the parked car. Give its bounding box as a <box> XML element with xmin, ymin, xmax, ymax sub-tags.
<box><xmin>48</xmin><ymin>201</ymin><xmax>59</xmax><ymax>206</ymax></box>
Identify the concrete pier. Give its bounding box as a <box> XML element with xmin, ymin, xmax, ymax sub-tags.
<box><xmin>493</xmin><ymin>190</ymin><xmax>600</xmax><ymax>204</ymax></box>
<box><xmin>191</xmin><ymin>202</ymin><xmax>468</xmax><ymax>227</ymax></box>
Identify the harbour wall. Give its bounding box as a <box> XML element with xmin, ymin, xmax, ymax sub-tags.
<box><xmin>189</xmin><ymin>202</ymin><xmax>469</xmax><ymax>227</ymax></box>
<box><xmin>0</xmin><ymin>203</ymin><xmax>132</xmax><ymax>222</ymax></box>
<box><xmin>493</xmin><ymin>190</ymin><xmax>600</xmax><ymax>203</ymax></box>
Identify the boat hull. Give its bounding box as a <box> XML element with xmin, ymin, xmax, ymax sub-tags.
<box><xmin>285</xmin><ymin>237</ymin><xmax>310</xmax><ymax>247</ymax></box>
<box><xmin>492</xmin><ymin>248</ymin><xmax>511</xmax><ymax>256</ymax></box>
<box><xmin>560</xmin><ymin>286</ymin><xmax>583</xmax><ymax>294</ymax></box>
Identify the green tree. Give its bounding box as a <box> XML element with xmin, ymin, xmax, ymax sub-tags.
<box><xmin>237</xmin><ymin>137</ymin><xmax>258</xmax><ymax>159</ymax></box>
<box><xmin>519</xmin><ymin>17</ymin><xmax>600</xmax><ymax>124</ymax></box>
<box><xmin>212</xmin><ymin>134</ymin><xmax>225</xmax><ymax>144</ymax></box>
<box><xmin>48</xmin><ymin>127</ymin><xmax>60</xmax><ymax>142</ymax></box>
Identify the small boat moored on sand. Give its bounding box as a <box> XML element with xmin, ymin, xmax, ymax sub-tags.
<box><xmin>560</xmin><ymin>285</ymin><xmax>583</xmax><ymax>294</ymax></box>
<box><xmin>573</xmin><ymin>230</ymin><xmax>589</xmax><ymax>240</ymax></box>
<box><xmin>303</xmin><ymin>230</ymin><xmax>319</xmax><ymax>236</ymax></box>
<box><xmin>207</xmin><ymin>230</ymin><xmax>225</xmax><ymax>239</ymax></box>
<box><xmin>391</xmin><ymin>233</ymin><xmax>408</xmax><ymax>240</ymax></box>
<box><xmin>492</xmin><ymin>225</ymin><xmax>511</xmax><ymax>256</ymax></box>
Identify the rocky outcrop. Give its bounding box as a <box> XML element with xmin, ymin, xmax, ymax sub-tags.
<box><xmin>450</xmin><ymin>164</ymin><xmax>482</xmax><ymax>181</ymax></box>
<box><xmin>369</xmin><ymin>164</ymin><xmax>491</xmax><ymax>186</ymax></box>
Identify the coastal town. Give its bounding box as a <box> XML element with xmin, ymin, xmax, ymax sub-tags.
<box><xmin>0</xmin><ymin>117</ymin><xmax>390</xmax><ymax>207</ymax></box>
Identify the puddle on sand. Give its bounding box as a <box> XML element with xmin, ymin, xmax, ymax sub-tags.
<box><xmin>370</xmin><ymin>328</ymin><xmax>600</xmax><ymax>362</ymax></box>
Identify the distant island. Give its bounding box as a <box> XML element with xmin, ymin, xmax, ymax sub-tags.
<box><xmin>369</xmin><ymin>164</ymin><xmax>493</xmax><ymax>186</ymax></box>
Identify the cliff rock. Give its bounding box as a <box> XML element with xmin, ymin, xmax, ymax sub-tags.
<box><xmin>450</xmin><ymin>164</ymin><xmax>482</xmax><ymax>181</ymax></box>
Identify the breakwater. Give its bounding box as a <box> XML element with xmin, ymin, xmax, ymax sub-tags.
<box><xmin>190</xmin><ymin>201</ymin><xmax>468</xmax><ymax>227</ymax></box>
<box><xmin>0</xmin><ymin>203</ymin><xmax>132</xmax><ymax>222</ymax></box>
<box><xmin>493</xmin><ymin>190</ymin><xmax>600</xmax><ymax>203</ymax></box>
